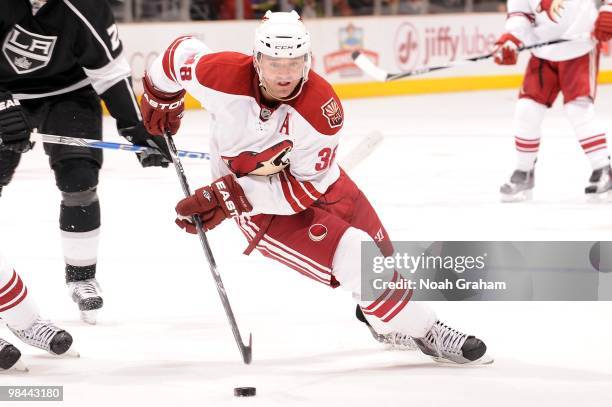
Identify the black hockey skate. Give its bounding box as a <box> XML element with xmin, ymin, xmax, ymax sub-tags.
<box><xmin>500</xmin><ymin>169</ymin><xmax>535</xmax><ymax>202</ymax></box>
<box><xmin>585</xmin><ymin>166</ymin><xmax>612</xmax><ymax>198</ymax></box>
<box><xmin>356</xmin><ymin>305</ymin><xmax>417</xmax><ymax>351</ymax></box>
<box><xmin>68</xmin><ymin>279</ymin><xmax>103</xmax><ymax>324</ymax></box>
<box><xmin>0</xmin><ymin>338</ymin><xmax>24</xmax><ymax>371</ymax></box>
<box><xmin>413</xmin><ymin>320</ymin><xmax>493</xmax><ymax>365</ymax></box>
<box><xmin>9</xmin><ymin>318</ymin><xmax>76</xmax><ymax>356</ymax></box>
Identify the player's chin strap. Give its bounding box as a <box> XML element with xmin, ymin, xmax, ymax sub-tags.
<box><xmin>258</xmin><ymin>77</ymin><xmax>307</xmax><ymax>102</ymax></box>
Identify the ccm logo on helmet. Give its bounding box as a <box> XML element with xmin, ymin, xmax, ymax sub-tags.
<box><xmin>274</xmin><ymin>45</ymin><xmax>295</xmax><ymax>49</ymax></box>
<box><xmin>143</xmin><ymin>93</ymin><xmax>184</xmax><ymax>110</ymax></box>
<box><xmin>215</xmin><ymin>180</ymin><xmax>240</xmax><ymax>218</ymax></box>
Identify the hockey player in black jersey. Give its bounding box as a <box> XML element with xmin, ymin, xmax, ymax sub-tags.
<box><xmin>0</xmin><ymin>0</ymin><xmax>170</xmax><ymax>324</ymax></box>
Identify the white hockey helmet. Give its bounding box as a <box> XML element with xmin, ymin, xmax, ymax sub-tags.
<box><xmin>253</xmin><ymin>10</ymin><xmax>312</xmax><ymax>100</ymax></box>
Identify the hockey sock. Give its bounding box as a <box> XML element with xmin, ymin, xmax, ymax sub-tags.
<box><xmin>0</xmin><ymin>255</ymin><xmax>39</xmax><ymax>330</ymax></box>
<box><xmin>513</xmin><ymin>98</ymin><xmax>547</xmax><ymax>171</ymax></box>
<box><xmin>565</xmin><ymin>97</ymin><xmax>610</xmax><ymax>170</ymax></box>
<box><xmin>332</xmin><ymin>227</ymin><xmax>436</xmax><ymax>338</ymax></box>
<box><xmin>60</xmin><ymin>189</ymin><xmax>100</xmax><ymax>282</ymax></box>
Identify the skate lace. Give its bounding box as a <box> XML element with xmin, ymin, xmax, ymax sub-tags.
<box><xmin>428</xmin><ymin>321</ymin><xmax>467</xmax><ymax>357</ymax></box>
<box><xmin>10</xmin><ymin>319</ymin><xmax>60</xmax><ymax>351</ymax></box>
<box><xmin>73</xmin><ymin>279</ymin><xmax>100</xmax><ymax>299</ymax></box>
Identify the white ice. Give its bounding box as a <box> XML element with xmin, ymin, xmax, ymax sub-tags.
<box><xmin>0</xmin><ymin>87</ymin><xmax>611</xmax><ymax>406</ymax></box>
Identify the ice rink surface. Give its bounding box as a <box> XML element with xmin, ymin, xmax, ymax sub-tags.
<box><xmin>1</xmin><ymin>86</ymin><xmax>611</xmax><ymax>406</ymax></box>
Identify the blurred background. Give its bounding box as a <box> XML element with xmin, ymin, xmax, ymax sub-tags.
<box><xmin>108</xmin><ymin>0</ymin><xmax>507</xmax><ymax>22</ymax></box>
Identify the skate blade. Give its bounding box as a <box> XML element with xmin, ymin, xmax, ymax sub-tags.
<box><xmin>585</xmin><ymin>190</ymin><xmax>612</xmax><ymax>204</ymax></box>
<box><xmin>59</xmin><ymin>347</ymin><xmax>80</xmax><ymax>358</ymax></box>
<box><xmin>80</xmin><ymin>310</ymin><xmax>98</xmax><ymax>325</ymax></box>
<box><xmin>501</xmin><ymin>190</ymin><xmax>532</xmax><ymax>203</ymax></box>
<box><xmin>13</xmin><ymin>358</ymin><xmax>29</xmax><ymax>371</ymax></box>
<box><xmin>387</xmin><ymin>344</ymin><xmax>417</xmax><ymax>351</ymax></box>
<box><xmin>1</xmin><ymin>358</ymin><xmax>29</xmax><ymax>373</ymax></box>
<box><xmin>432</xmin><ymin>353</ymin><xmax>494</xmax><ymax>366</ymax></box>
<box><xmin>386</xmin><ymin>340</ymin><xmax>418</xmax><ymax>351</ymax></box>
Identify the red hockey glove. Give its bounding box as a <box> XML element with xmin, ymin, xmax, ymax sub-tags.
<box><xmin>537</xmin><ymin>0</ymin><xmax>565</xmax><ymax>22</ymax></box>
<box><xmin>594</xmin><ymin>5</ymin><xmax>612</xmax><ymax>42</ymax></box>
<box><xmin>493</xmin><ymin>33</ymin><xmax>522</xmax><ymax>65</ymax></box>
<box><xmin>175</xmin><ymin>175</ymin><xmax>253</xmax><ymax>234</ymax></box>
<box><xmin>139</xmin><ymin>73</ymin><xmax>186</xmax><ymax>136</ymax></box>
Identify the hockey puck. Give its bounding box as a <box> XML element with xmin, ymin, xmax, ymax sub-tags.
<box><xmin>234</xmin><ymin>387</ymin><xmax>256</xmax><ymax>397</ymax></box>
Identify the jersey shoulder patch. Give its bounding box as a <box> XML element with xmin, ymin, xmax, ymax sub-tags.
<box><xmin>195</xmin><ymin>52</ymin><xmax>255</xmax><ymax>97</ymax></box>
<box><xmin>292</xmin><ymin>71</ymin><xmax>343</xmax><ymax>136</ymax></box>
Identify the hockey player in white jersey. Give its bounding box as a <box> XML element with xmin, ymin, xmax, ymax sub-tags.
<box><xmin>494</xmin><ymin>0</ymin><xmax>612</xmax><ymax>201</ymax></box>
<box><xmin>0</xmin><ymin>252</ymin><xmax>75</xmax><ymax>371</ymax></box>
<box><xmin>140</xmin><ymin>11</ymin><xmax>492</xmax><ymax>365</ymax></box>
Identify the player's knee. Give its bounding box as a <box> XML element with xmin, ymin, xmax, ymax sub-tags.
<box><xmin>332</xmin><ymin>227</ymin><xmax>375</xmax><ymax>294</ymax></box>
<box><xmin>53</xmin><ymin>158</ymin><xmax>99</xmax><ymax>193</ymax></box>
<box><xmin>564</xmin><ymin>96</ymin><xmax>595</xmax><ymax>128</ymax></box>
<box><xmin>514</xmin><ymin>98</ymin><xmax>547</xmax><ymax>135</ymax></box>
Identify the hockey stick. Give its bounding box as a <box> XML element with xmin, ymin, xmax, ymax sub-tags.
<box><xmin>30</xmin><ymin>130</ymin><xmax>210</xmax><ymax>160</ymax></box>
<box><xmin>352</xmin><ymin>36</ymin><xmax>584</xmax><ymax>82</ymax></box>
<box><xmin>340</xmin><ymin>131</ymin><xmax>384</xmax><ymax>172</ymax></box>
<box><xmin>163</xmin><ymin>132</ymin><xmax>253</xmax><ymax>365</ymax></box>
<box><xmin>29</xmin><ymin>130</ymin><xmax>383</xmax><ymax>168</ymax></box>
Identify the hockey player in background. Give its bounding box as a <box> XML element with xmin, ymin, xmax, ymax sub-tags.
<box><xmin>0</xmin><ymin>0</ymin><xmax>170</xmax><ymax>324</ymax></box>
<box><xmin>0</xmin><ymin>252</ymin><xmax>75</xmax><ymax>371</ymax></box>
<box><xmin>494</xmin><ymin>0</ymin><xmax>612</xmax><ymax>202</ymax></box>
<box><xmin>140</xmin><ymin>11</ymin><xmax>492</xmax><ymax>365</ymax></box>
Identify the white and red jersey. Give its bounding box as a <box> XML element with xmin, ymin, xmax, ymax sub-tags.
<box><xmin>148</xmin><ymin>37</ymin><xmax>343</xmax><ymax>216</ymax></box>
<box><xmin>506</xmin><ymin>0</ymin><xmax>598</xmax><ymax>61</ymax></box>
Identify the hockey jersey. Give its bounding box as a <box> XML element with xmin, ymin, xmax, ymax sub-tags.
<box><xmin>506</xmin><ymin>0</ymin><xmax>598</xmax><ymax>61</ymax></box>
<box><xmin>148</xmin><ymin>37</ymin><xmax>343</xmax><ymax>216</ymax></box>
<box><xmin>0</xmin><ymin>0</ymin><xmax>141</xmax><ymax>128</ymax></box>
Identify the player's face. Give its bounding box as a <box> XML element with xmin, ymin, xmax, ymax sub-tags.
<box><xmin>259</xmin><ymin>54</ymin><xmax>305</xmax><ymax>99</ymax></box>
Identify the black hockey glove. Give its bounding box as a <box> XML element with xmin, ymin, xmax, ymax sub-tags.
<box><xmin>0</xmin><ymin>92</ymin><xmax>33</xmax><ymax>153</ymax></box>
<box><xmin>119</xmin><ymin>122</ymin><xmax>171</xmax><ymax>168</ymax></box>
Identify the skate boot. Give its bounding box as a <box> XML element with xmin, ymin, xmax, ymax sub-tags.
<box><xmin>0</xmin><ymin>337</ymin><xmax>25</xmax><ymax>371</ymax></box>
<box><xmin>585</xmin><ymin>166</ymin><xmax>612</xmax><ymax>199</ymax></box>
<box><xmin>413</xmin><ymin>320</ymin><xmax>493</xmax><ymax>365</ymax></box>
<box><xmin>8</xmin><ymin>318</ymin><xmax>75</xmax><ymax>357</ymax></box>
<box><xmin>67</xmin><ymin>279</ymin><xmax>103</xmax><ymax>325</ymax></box>
<box><xmin>356</xmin><ymin>305</ymin><xmax>417</xmax><ymax>351</ymax></box>
<box><xmin>500</xmin><ymin>169</ymin><xmax>535</xmax><ymax>202</ymax></box>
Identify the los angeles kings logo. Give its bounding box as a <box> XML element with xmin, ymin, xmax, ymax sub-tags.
<box><xmin>3</xmin><ymin>25</ymin><xmax>57</xmax><ymax>74</ymax></box>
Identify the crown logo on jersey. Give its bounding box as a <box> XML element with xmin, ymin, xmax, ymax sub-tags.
<box><xmin>2</xmin><ymin>25</ymin><xmax>57</xmax><ymax>74</ymax></box>
<box><xmin>321</xmin><ymin>98</ymin><xmax>343</xmax><ymax>128</ymax></box>
<box><xmin>13</xmin><ymin>56</ymin><xmax>32</xmax><ymax>70</ymax></box>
